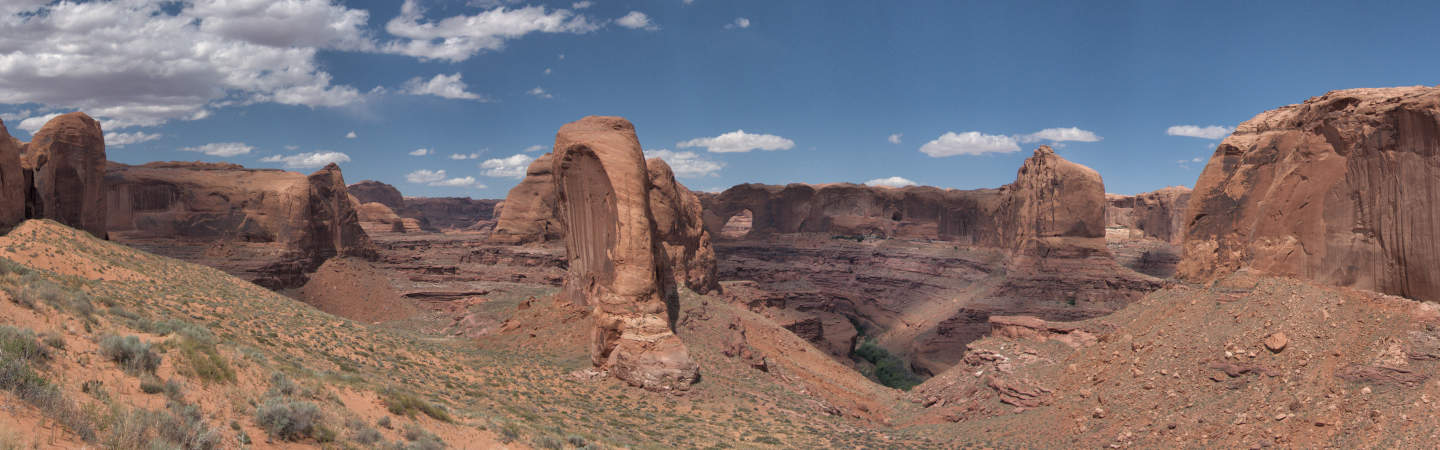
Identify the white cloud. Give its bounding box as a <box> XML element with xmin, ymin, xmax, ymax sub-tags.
<box><xmin>1166</xmin><ymin>125</ymin><xmax>1234</xmax><ymax>140</ymax></box>
<box><xmin>523</xmin><ymin>144</ymin><xmax>547</xmax><ymax>153</ymax></box>
<box><xmin>725</xmin><ymin>17</ymin><xmax>750</xmax><ymax>29</ymax></box>
<box><xmin>528</xmin><ymin>87</ymin><xmax>553</xmax><ymax>99</ymax></box>
<box><xmin>683</xmin><ymin>0</ymin><xmax>696</xmax><ymax>5</ymax></box>
<box><xmin>181</xmin><ymin>142</ymin><xmax>254</xmax><ymax>157</ymax></box>
<box><xmin>345</xmin><ymin>131</ymin><xmax>357</xmax><ymax>139</ymax></box>
<box><xmin>261</xmin><ymin>150</ymin><xmax>351</xmax><ymax>168</ymax></box>
<box><xmin>544</xmin><ymin>68</ymin><xmax>552</xmax><ymax>75</ymax></box>
<box><xmin>105</xmin><ymin>131</ymin><xmax>162</xmax><ymax>147</ymax></box>
<box><xmin>887</xmin><ymin>133</ymin><xmax>902</xmax><ymax>144</ymax></box>
<box><xmin>285</xmin><ymin>145</ymin><xmax>300</xmax><ymax>151</ymax></box>
<box><xmin>401</xmin><ymin>73</ymin><xmax>488</xmax><ymax>101</ymax></box>
<box><xmin>450</xmin><ymin>152</ymin><xmax>483</xmax><ymax>160</ymax></box>
<box><xmin>616</xmin><ymin>11</ymin><xmax>659</xmax><ymax>31</ymax></box>
<box><xmin>383</xmin><ymin>0</ymin><xmax>600</xmax><ymax>62</ymax></box>
<box><xmin>571</xmin><ymin>1</ymin><xmax>593</xmax><ymax>9</ymax></box>
<box><xmin>1193</xmin><ymin>157</ymin><xmax>1204</xmax><ymax>162</ymax></box>
<box><xmin>405</xmin><ymin>168</ymin><xmax>486</xmax><ymax>189</ymax></box>
<box><xmin>1017</xmin><ymin>127</ymin><xmax>1101</xmax><ymax>143</ymax></box>
<box><xmin>409</xmin><ymin>148</ymin><xmax>432</xmax><ymax>156</ymax></box>
<box><xmin>677</xmin><ymin>130</ymin><xmax>795</xmax><ymax>153</ymax></box>
<box><xmin>480</xmin><ymin>153</ymin><xmax>535</xmax><ymax>178</ymax></box>
<box><xmin>0</xmin><ymin>109</ymin><xmax>31</xmax><ymax>123</ymax></box>
<box><xmin>865</xmin><ymin>176</ymin><xmax>917</xmax><ymax>188</ymax></box>
<box><xmin>16</xmin><ymin>113</ymin><xmax>62</xmax><ymax>134</ymax></box>
<box><xmin>645</xmin><ymin>149</ymin><xmax>724</xmax><ymax>178</ymax></box>
<box><xmin>919</xmin><ymin>131</ymin><xmax>1020</xmax><ymax>157</ymax></box>
<box><xmin>0</xmin><ymin>0</ymin><xmax>368</xmax><ymax>130</ymax></box>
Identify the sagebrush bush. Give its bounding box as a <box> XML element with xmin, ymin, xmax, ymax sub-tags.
<box><xmin>104</xmin><ymin>403</ymin><xmax>222</xmax><ymax>450</ymax></box>
<box><xmin>255</xmin><ymin>397</ymin><xmax>322</xmax><ymax>441</ymax></box>
<box><xmin>98</xmin><ymin>335</ymin><xmax>161</xmax><ymax>375</ymax></box>
<box><xmin>0</xmin><ymin>326</ymin><xmax>49</xmax><ymax>363</ymax></box>
<box><xmin>383</xmin><ymin>390</ymin><xmax>452</xmax><ymax>422</ymax></box>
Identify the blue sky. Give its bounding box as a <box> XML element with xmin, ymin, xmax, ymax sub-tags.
<box><xmin>2</xmin><ymin>1</ymin><xmax>1438</xmax><ymax>197</ymax></box>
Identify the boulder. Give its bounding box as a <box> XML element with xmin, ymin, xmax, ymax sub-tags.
<box><xmin>22</xmin><ymin>112</ymin><xmax>107</xmax><ymax>238</ymax></box>
<box><xmin>488</xmin><ymin>154</ymin><xmax>562</xmax><ymax>244</ymax></box>
<box><xmin>0</xmin><ymin>120</ymin><xmax>23</xmax><ymax>230</ymax></box>
<box><xmin>1179</xmin><ymin>85</ymin><xmax>1440</xmax><ymax>302</ymax></box>
<box><xmin>553</xmin><ymin>116</ymin><xmax>699</xmax><ymax>392</ymax></box>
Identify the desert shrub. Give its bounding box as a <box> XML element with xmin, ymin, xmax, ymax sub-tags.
<box><xmin>567</xmin><ymin>435</ymin><xmax>590</xmax><ymax>448</ymax></box>
<box><xmin>174</xmin><ymin>334</ymin><xmax>234</xmax><ymax>384</ymax></box>
<box><xmin>139</xmin><ymin>375</ymin><xmax>165</xmax><ymax>394</ymax></box>
<box><xmin>534</xmin><ymin>435</ymin><xmax>564</xmax><ymax>450</ymax></box>
<box><xmin>347</xmin><ymin>418</ymin><xmax>383</xmax><ymax>445</ymax></box>
<box><xmin>0</xmin><ymin>257</ymin><xmax>29</xmax><ymax>276</ymax></box>
<box><xmin>851</xmin><ymin>338</ymin><xmax>922</xmax><ymax>391</ymax></box>
<box><xmin>104</xmin><ymin>403</ymin><xmax>222</xmax><ymax>450</ymax></box>
<box><xmin>98</xmin><ymin>335</ymin><xmax>161</xmax><ymax>375</ymax></box>
<box><xmin>403</xmin><ymin>425</ymin><xmax>445</xmax><ymax>449</ymax></box>
<box><xmin>0</xmin><ymin>326</ymin><xmax>49</xmax><ymax>363</ymax></box>
<box><xmin>39</xmin><ymin>332</ymin><xmax>64</xmax><ymax>350</ymax></box>
<box><xmin>384</xmin><ymin>390</ymin><xmax>452</xmax><ymax>422</ymax></box>
<box><xmin>377</xmin><ymin>415</ymin><xmax>392</xmax><ymax>429</ymax></box>
<box><xmin>266</xmin><ymin>372</ymin><xmax>297</xmax><ymax>398</ymax></box>
<box><xmin>255</xmin><ymin>397</ymin><xmax>322</xmax><ymax>441</ymax></box>
<box><xmin>0</xmin><ymin>357</ymin><xmax>96</xmax><ymax>442</ymax></box>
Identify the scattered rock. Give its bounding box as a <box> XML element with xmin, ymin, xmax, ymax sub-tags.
<box><xmin>1264</xmin><ymin>332</ymin><xmax>1289</xmax><ymax>353</ymax></box>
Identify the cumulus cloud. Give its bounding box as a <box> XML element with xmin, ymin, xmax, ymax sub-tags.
<box><xmin>677</xmin><ymin>130</ymin><xmax>795</xmax><ymax>153</ymax></box>
<box><xmin>887</xmin><ymin>133</ymin><xmax>902</xmax><ymax>144</ymax></box>
<box><xmin>16</xmin><ymin>113</ymin><xmax>63</xmax><ymax>134</ymax></box>
<box><xmin>383</xmin><ymin>0</ymin><xmax>600</xmax><ymax>62</ymax></box>
<box><xmin>864</xmin><ymin>176</ymin><xmax>917</xmax><ymax>188</ymax></box>
<box><xmin>480</xmin><ymin>154</ymin><xmax>535</xmax><ymax>178</ymax></box>
<box><xmin>181</xmin><ymin>142</ymin><xmax>254</xmax><ymax>157</ymax></box>
<box><xmin>616</xmin><ymin>11</ymin><xmax>659</xmax><ymax>31</ymax></box>
<box><xmin>106</xmin><ymin>131</ymin><xmax>162</xmax><ymax>147</ymax></box>
<box><xmin>450</xmin><ymin>152</ymin><xmax>483</xmax><ymax>160</ymax></box>
<box><xmin>571</xmin><ymin>1</ymin><xmax>593</xmax><ymax>9</ymax></box>
<box><xmin>1017</xmin><ymin>127</ymin><xmax>1102</xmax><ymax>143</ymax></box>
<box><xmin>523</xmin><ymin>144</ymin><xmax>547</xmax><ymax>153</ymax></box>
<box><xmin>405</xmin><ymin>169</ymin><xmax>486</xmax><ymax>188</ymax></box>
<box><xmin>345</xmin><ymin>131</ymin><xmax>357</xmax><ymax>139</ymax></box>
<box><xmin>528</xmin><ymin>87</ymin><xmax>553</xmax><ymax>99</ymax></box>
<box><xmin>261</xmin><ymin>150</ymin><xmax>351</xmax><ymax>168</ymax></box>
<box><xmin>725</xmin><ymin>17</ymin><xmax>751</xmax><ymax>29</ymax></box>
<box><xmin>409</xmin><ymin>148</ymin><xmax>432</xmax><ymax>156</ymax></box>
<box><xmin>401</xmin><ymin>73</ymin><xmax>488</xmax><ymax>101</ymax></box>
<box><xmin>1167</xmin><ymin>125</ymin><xmax>1234</xmax><ymax>140</ymax></box>
<box><xmin>645</xmin><ymin>149</ymin><xmax>724</xmax><ymax>178</ymax></box>
<box><xmin>919</xmin><ymin>131</ymin><xmax>1021</xmax><ymax>157</ymax></box>
<box><xmin>0</xmin><ymin>1</ymin><xmax>368</xmax><ymax>130</ymax></box>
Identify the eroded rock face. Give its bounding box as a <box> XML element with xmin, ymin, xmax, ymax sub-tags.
<box><xmin>646</xmin><ymin>158</ymin><xmax>720</xmax><ymax>294</ymax></box>
<box><xmin>1179</xmin><ymin>85</ymin><xmax>1440</xmax><ymax>302</ymax></box>
<box><xmin>105</xmin><ymin>161</ymin><xmax>375</xmax><ymax>288</ymax></box>
<box><xmin>1105</xmin><ymin>186</ymin><xmax>1192</xmax><ymax>243</ymax></box>
<box><xmin>23</xmin><ymin>112</ymin><xmax>107</xmax><ymax>238</ymax></box>
<box><xmin>700</xmin><ymin>183</ymin><xmax>1007</xmax><ymax>243</ymax></box>
<box><xmin>553</xmin><ymin>116</ymin><xmax>698</xmax><ymax>391</ymax></box>
<box><xmin>488</xmin><ymin>154</ymin><xmax>562</xmax><ymax>244</ymax></box>
<box><xmin>0</xmin><ymin>120</ymin><xmax>23</xmax><ymax>230</ymax></box>
<box><xmin>349</xmin><ymin>180</ymin><xmax>405</xmax><ymax>210</ymax></box>
<box><xmin>995</xmin><ymin>145</ymin><xmax>1107</xmax><ymax>257</ymax></box>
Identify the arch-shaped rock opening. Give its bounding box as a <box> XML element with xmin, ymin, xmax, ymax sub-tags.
<box><xmin>720</xmin><ymin>208</ymin><xmax>753</xmax><ymax>240</ymax></box>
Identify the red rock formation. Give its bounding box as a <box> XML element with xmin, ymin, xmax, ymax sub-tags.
<box><xmin>1179</xmin><ymin>85</ymin><xmax>1440</xmax><ymax>302</ymax></box>
<box><xmin>22</xmin><ymin>112</ymin><xmax>107</xmax><ymax>238</ymax></box>
<box><xmin>105</xmin><ymin>161</ymin><xmax>375</xmax><ymax>288</ymax></box>
<box><xmin>401</xmin><ymin>197</ymin><xmax>500</xmax><ymax>231</ymax></box>
<box><xmin>995</xmin><ymin>145</ymin><xmax>1107</xmax><ymax>257</ymax></box>
<box><xmin>646</xmin><ymin>157</ymin><xmax>720</xmax><ymax>294</ymax></box>
<box><xmin>488</xmin><ymin>154</ymin><xmax>562</xmax><ymax>244</ymax></box>
<box><xmin>1105</xmin><ymin>186</ymin><xmax>1191</xmax><ymax>243</ymax></box>
<box><xmin>699</xmin><ymin>183</ymin><xmax>1006</xmax><ymax>243</ymax></box>
<box><xmin>0</xmin><ymin>119</ymin><xmax>23</xmax><ymax>230</ymax></box>
<box><xmin>553</xmin><ymin>116</ymin><xmax>698</xmax><ymax>392</ymax></box>
<box><xmin>349</xmin><ymin>180</ymin><xmax>405</xmax><ymax>210</ymax></box>
<box><xmin>356</xmin><ymin>201</ymin><xmax>418</xmax><ymax>234</ymax></box>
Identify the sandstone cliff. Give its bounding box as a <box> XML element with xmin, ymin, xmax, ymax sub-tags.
<box><xmin>21</xmin><ymin>112</ymin><xmax>108</xmax><ymax>238</ymax></box>
<box><xmin>553</xmin><ymin>116</ymin><xmax>699</xmax><ymax>392</ymax></box>
<box><xmin>348</xmin><ymin>179</ymin><xmax>500</xmax><ymax>232</ymax></box>
<box><xmin>647</xmin><ymin>157</ymin><xmax>720</xmax><ymax>294</ymax></box>
<box><xmin>1179</xmin><ymin>85</ymin><xmax>1440</xmax><ymax>302</ymax></box>
<box><xmin>488</xmin><ymin>154</ymin><xmax>562</xmax><ymax>244</ymax></box>
<box><xmin>349</xmin><ymin>180</ymin><xmax>405</xmax><ymax>210</ymax></box>
<box><xmin>105</xmin><ymin>161</ymin><xmax>375</xmax><ymax>288</ymax></box>
<box><xmin>0</xmin><ymin>119</ymin><xmax>23</xmax><ymax>230</ymax></box>
<box><xmin>1105</xmin><ymin>186</ymin><xmax>1191</xmax><ymax>243</ymax></box>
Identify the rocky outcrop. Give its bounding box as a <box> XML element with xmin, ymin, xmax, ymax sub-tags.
<box><xmin>0</xmin><ymin>119</ymin><xmax>23</xmax><ymax>230</ymax></box>
<box><xmin>646</xmin><ymin>157</ymin><xmax>720</xmax><ymax>294</ymax></box>
<box><xmin>553</xmin><ymin>116</ymin><xmax>699</xmax><ymax>392</ymax></box>
<box><xmin>349</xmin><ymin>180</ymin><xmax>405</xmax><ymax>210</ymax></box>
<box><xmin>994</xmin><ymin>145</ymin><xmax>1107</xmax><ymax>257</ymax></box>
<box><xmin>1105</xmin><ymin>186</ymin><xmax>1191</xmax><ymax>243</ymax></box>
<box><xmin>488</xmin><ymin>154</ymin><xmax>562</xmax><ymax>244</ymax></box>
<box><xmin>399</xmin><ymin>197</ymin><xmax>500</xmax><ymax>231</ymax></box>
<box><xmin>356</xmin><ymin>202</ymin><xmax>422</xmax><ymax>234</ymax></box>
<box><xmin>700</xmin><ymin>183</ymin><xmax>1007</xmax><ymax>243</ymax></box>
<box><xmin>1179</xmin><ymin>85</ymin><xmax>1440</xmax><ymax>302</ymax></box>
<box><xmin>22</xmin><ymin>112</ymin><xmax>108</xmax><ymax>238</ymax></box>
<box><xmin>105</xmin><ymin>161</ymin><xmax>375</xmax><ymax>288</ymax></box>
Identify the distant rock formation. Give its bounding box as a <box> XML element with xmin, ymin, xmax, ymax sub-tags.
<box><xmin>20</xmin><ymin>112</ymin><xmax>108</xmax><ymax>238</ymax></box>
<box><xmin>553</xmin><ymin>116</ymin><xmax>700</xmax><ymax>392</ymax></box>
<box><xmin>356</xmin><ymin>201</ymin><xmax>421</xmax><ymax>234</ymax></box>
<box><xmin>348</xmin><ymin>179</ymin><xmax>500</xmax><ymax>232</ymax></box>
<box><xmin>647</xmin><ymin>157</ymin><xmax>720</xmax><ymax>295</ymax></box>
<box><xmin>699</xmin><ymin>183</ymin><xmax>1006</xmax><ymax>243</ymax></box>
<box><xmin>1105</xmin><ymin>186</ymin><xmax>1192</xmax><ymax>243</ymax></box>
<box><xmin>105</xmin><ymin>161</ymin><xmax>375</xmax><ymax>288</ymax></box>
<box><xmin>1180</xmin><ymin>85</ymin><xmax>1440</xmax><ymax>302</ymax></box>
<box><xmin>488</xmin><ymin>154</ymin><xmax>562</xmax><ymax>244</ymax></box>
<box><xmin>0</xmin><ymin>119</ymin><xmax>23</xmax><ymax>230</ymax></box>
<box><xmin>995</xmin><ymin>145</ymin><xmax>1107</xmax><ymax>257</ymax></box>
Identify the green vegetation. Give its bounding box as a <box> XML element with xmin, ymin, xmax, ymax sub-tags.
<box><xmin>384</xmin><ymin>389</ymin><xmax>453</xmax><ymax>422</ymax></box>
<box><xmin>255</xmin><ymin>397</ymin><xmax>323</xmax><ymax>441</ymax></box>
<box><xmin>98</xmin><ymin>335</ymin><xmax>161</xmax><ymax>375</ymax></box>
<box><xmin>851</xmin><ymin>338</ymin><xmax>923</xmax><ymax>391</ymax></box>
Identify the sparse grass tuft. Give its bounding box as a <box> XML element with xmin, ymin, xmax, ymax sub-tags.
<box><xmin>384</xmin><ymin>389</ymin><xmax>452</xmax><ymax>423</ymax></box>
<box><xmin>98</xmin><ymin>335</ymin><xmax>161</xmax><ymax>375</ymax></box>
